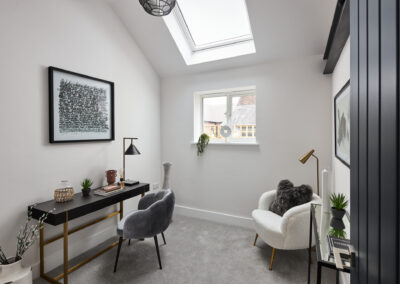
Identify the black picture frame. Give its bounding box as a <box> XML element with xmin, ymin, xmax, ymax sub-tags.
<box><xmin>334</xmin><ymin>80</ymin><xmax>350</xmax><ymax>167</ymax></box>
<box><xmin>49</xmin><ymin>66</ymin><xmax>115</xmax><ymax>143</ymax></box>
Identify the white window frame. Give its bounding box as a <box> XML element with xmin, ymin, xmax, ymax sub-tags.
<box><xmin>163</xmin><ymin>2</ymin><xmax>256</xmax><ymax>66</ymax></box>
<box><xmin>174</xmin><ymin>2</ymin><xmax>253</xmax><ymax>52</ymax></box>
<box><xmin>194</xmin><ymin>86</ymin><xmax>257</xmax><ymax>145</ymax></box>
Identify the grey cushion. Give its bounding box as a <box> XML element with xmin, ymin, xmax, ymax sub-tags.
<box><xmin>269</xmin><ymin>180</ymin><xmax>313</xmax><ymax>216</ymax></box>
<box><xmin>117</xmin><ymin>189</ymin><xmax>175</xmax><ymax>239</ymax></box>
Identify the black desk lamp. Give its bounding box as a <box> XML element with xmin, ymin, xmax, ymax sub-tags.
<box><xmin>123</xmin><ymin>137</ymin><xmax>141</xmax><ymax>186</ymax></box>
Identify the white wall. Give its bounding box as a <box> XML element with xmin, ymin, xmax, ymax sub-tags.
<box><xmin>331</xmin><ymin>39</ymin><xmax>351</xmax><ymax>284</ymax></box>
<box><xmin>161</xmin><ymin>55</ymin><xmax>332</xmax><ymax>225</ymax></box>
<box><xmin>332</xmin><ymin>39</ymin><xmax>351</xmax><ymax>199</ymax></box>
<box><xmin>0</xmin><ymin>0</ymin><xmax>161</xmax><ymax>277</ymax></box>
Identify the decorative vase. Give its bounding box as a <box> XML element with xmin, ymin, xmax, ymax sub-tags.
<box><xmin>0</xmin><ymin>258</ymin><xmax>32</xmax><ymax>284</ymax></box>
<box><xmin>106</xmin><ymin>170</ymin><xmax>117</xmax><ymax>185</ymax></box>
<box><xmin>54</xmin><ymin>180</ymin><xmax>74</xmax><ymax>203</ymax></box>
<box><xmin>330</xmin><ymin>217</ymin><xmax>345</xmax><ymax>230</ymax></box>
<box><xmin>82</xmin><ymin>188</ymin><xmax>91</xmax><ymax>197</ymax></box>
<box><xmin>331</xmin><ymin>207</ymin><xmax>346</xmax><ymax>219</ymax></box>
<box><xmin>162</xmin><ymin>162</ymin><xmax>172</xmax><ymax>189</ymax></box>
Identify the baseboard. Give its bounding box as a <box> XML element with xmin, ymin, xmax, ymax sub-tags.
<box><xmin>174</xmin><ymin>204</ymin><xmax>253</xmax><ymax>229</ymax></box>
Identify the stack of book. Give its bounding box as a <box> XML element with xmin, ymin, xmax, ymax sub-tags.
<box><xmin>327</xmin><ymin>236</ymin><xmax>351</xmax><ymax>269</ymax></box>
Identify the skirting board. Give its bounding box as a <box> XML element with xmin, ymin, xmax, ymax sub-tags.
<box><xmin>174</xmin><ymin>204</ymin><xmax>253</xmax><ymax>229</ymax></box>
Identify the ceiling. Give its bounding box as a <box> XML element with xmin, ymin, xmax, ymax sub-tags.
<box><xmin>109</xmin><ymin>0</ymin><xmax>337</xmax><ymax>78</ymax></box>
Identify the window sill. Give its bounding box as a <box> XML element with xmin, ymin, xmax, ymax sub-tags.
<box><xmin>191</xmin><ymin>141</ymin><xmax>259</xmax><ymax>146</ymax></box>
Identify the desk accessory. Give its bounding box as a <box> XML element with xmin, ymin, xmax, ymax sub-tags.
<box><xmin>330</xmin><ymin>193</ymin><xmax>348</xmax><ymax>220</ymax></box>
<box><xmin>106</xmin><ymin>170</ymin><xmax>117</xmax><ymax>185</ymax></box>
<box><xmin>162</xmin><ymin>162</ymin><xmax>172</xmax><ymax>189</ymax></box>
<box><xmin>299</xmin><ymin>149</ymin><xmax>320</xmax><ymax>195</ymax></box>
<box><xmin>54</xmin><ymin>180</ymin><xmax>74</xmax><ymax>203</ymax></box>
<box><xmin>123</xmin><ymin>137</ymin><xmax>141</xmax><ymax>184</ymax></box>
<box><xmin>81</xmin><ymin>178</ymin><xmax>93</xmax><ymax>197</ymax></box>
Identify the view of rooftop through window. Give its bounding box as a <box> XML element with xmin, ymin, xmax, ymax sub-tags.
<box><xmin>202</xmin><ymin>90</ymin><xmax>256</xmax><ymax>143</ymax></box>
<box><xmin>176</xmin><ymin>0</ymin><xmax>253</xmax><ymax>50</ymax></box>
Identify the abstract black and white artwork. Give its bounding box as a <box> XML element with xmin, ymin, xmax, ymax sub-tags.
<box><xmin>334</xmin><ymin>81</ymin><xmax>350</xmax><ymax>167</ymax></box>
<box><xmin>49</xmin><ymin>67</ymin><xmax>114</xmax><ymax>143</ymax></box>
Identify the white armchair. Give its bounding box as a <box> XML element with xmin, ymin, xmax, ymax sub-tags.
<box><xmin>252</xmin><ymin>190</ymin><xmax>321</xmax><ymax>270</ymax></box>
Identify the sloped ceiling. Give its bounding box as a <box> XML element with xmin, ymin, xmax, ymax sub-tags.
<box><xmin>109</xmin><ymin>0</ymin><xmax>337</xmax><ymax>78</ymax></box>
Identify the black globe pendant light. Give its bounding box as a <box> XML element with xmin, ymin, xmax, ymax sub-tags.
<box><xmin>139</xmin><ymin>0</ymin><xmax>176</xmax><ymax>17</ymax></box>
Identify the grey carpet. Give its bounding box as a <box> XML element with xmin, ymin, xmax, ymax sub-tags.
<box><xmin>34</xmin><ymin>215</ymin><xmax>336</xmax><ymax>284</ymax></box>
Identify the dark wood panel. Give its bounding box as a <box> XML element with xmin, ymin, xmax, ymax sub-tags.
<box><xmin>367</xmin><ymin>0</ymin><xmax>380</xmax><ymax>282</ymax></box>
<box><xmin>380</xmin><ymin>0</ymin><xmax>399</xmax><ymax>283</ymax></box>
<box><xmin>323</xmin><ymin>0</ymin><xmax>350</xmax><ymax>74</ymax></box>
<box><xmin>323</xmin><ymin>0</ymin><xmax>346</xmax><ymax>59</ymax></box>
<box><xmin>351</xmin><ymin>0</ymin><xmax>400</xmax><ymax>282</ymax></box>
<box><xmin>349</xmin><ymin>0</ymin><xmax>359</xmax><ymax>282</ymax></box>
<box><xmin>358</xmin><ymin>0</ymin><xmax>369</xmax><ymax>282</ymax></box>
<box><xmin>30</xmin><ymin>183</ymin><xmax>149</xmax><ymax>225</ymax></box>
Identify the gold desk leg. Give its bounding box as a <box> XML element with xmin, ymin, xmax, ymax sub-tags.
<box><xmin>253</xmin><ymin>233</ymin><xmax>258</xmax><ymax>246</ymax></box>
<box><xmin>269</xmin><ymin>248</ymin><xmax>275</xmax><ymax>270</ymax></box>
<box><xmin>64</xmin><ymin>212</ymin><xmax>69</xmax><ymax>284</ymax></box>
<box><xmin>40</xmin><ymin>226</ymin><xmax>44</xmax><ymax>276</ymax></box>
<box><xmin>120</xmin><ymin>201</ymin><xmax>123</xmax><ymax>220</ymax></box>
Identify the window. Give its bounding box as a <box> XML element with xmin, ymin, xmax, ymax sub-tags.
<box><xmin>195</xmin><ymin>87</ymin><xmax>256</xmax><ymax>144</ymax></box>
<box><xmin>163</xmin><ymin>0</ymin><xmax>255</xmax><ymax>65</ymax></box>
<box><xmin>176</xmin><ymin>0</ymin><xmax>253</xmax><ymax>51</ymax></box>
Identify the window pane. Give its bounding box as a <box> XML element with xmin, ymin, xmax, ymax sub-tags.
<box><xmin>177</xmin><ymin>0</ymin><xmax>252</xmax><ymax>47</ymax></box>
<box><xmin>231</xmin><ymin>95</ymin><xmax>256</xmax><ymax>139</ymax></box>
<box><xmin>203</xmin><ymin>96</ymin><xmax>227</xmax><ymax>140</ymax></box>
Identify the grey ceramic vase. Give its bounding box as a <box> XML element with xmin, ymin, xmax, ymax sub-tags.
<box><xmin>331</xmin><ymin>207</ymin><xmax>346</xmax><ymax>219</ymax></box>
<box><xmin>162</xmin><ymin>162</ymin><xmax>172</xmax><ymax>189</ymax></box>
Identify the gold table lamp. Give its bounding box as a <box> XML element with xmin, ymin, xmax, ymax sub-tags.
<box><xmin>299</xmin><ymin>149</ymin><xmax>320</xmax><ymax>196</ymax></box>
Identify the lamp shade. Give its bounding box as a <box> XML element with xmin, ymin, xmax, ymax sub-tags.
<box><xmin>299</xmin><ymin>149</ymin><xmax>315</xmax><ymax>164</ymax></box>
<box><xmin>125</xmin><ymin>143</ymin><xmax>141</xmax><ymax>155</ymax></box>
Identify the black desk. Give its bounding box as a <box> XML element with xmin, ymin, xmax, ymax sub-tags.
<box><xmin>31</xmin><ymin>183</ymin><xmax>149</xmax><ymax>284</ymax></box>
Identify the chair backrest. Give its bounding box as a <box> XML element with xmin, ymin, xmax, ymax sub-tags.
<box><xmin>144</xmin><ymin>189</ymin><xmax>175</xmax><ymax>235</ymax></box>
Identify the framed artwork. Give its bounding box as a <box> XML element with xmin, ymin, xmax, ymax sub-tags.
<box><xmin>334</xmin><ymin>80</ymin><xmax>350</xmax><ymax>167</ymax></box>
<box><xmin>49</xmin><ymin>67</ymin><xmax>114</xmax><ymax>143</ymax></box>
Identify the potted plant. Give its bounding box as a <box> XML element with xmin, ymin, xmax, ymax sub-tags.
<box><xmin>81</xmin><ymin>178</ymin><xmax>93</xmax><ymax>197</ymax></box>
<box><xmin>197</xmin><ymin>133</ymin><xmax>210</xmax><ymax>156</ymax></box>
<box><xmin>329</xmin><ymin>193</ymin><xmax>348</xmax><ymax>219</ymax></box>
<box><xmin>0</xmin><ymin>207</ymin><xmax>48</xmax><ymax>283</ymax></box>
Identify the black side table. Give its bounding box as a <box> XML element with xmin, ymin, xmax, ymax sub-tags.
<box><xmin>308</xmin><ymin>203</ymin><xmax>351</xmax><ymax>284</ymax></box>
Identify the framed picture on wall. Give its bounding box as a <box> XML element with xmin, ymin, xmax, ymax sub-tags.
<box><xmin>49</xmin><ymin>67</ymin><xmax>114</xmax><ymax>143</ymax></box>
<box><xmin>334</xmin><ymin>80</ymin><xmax>350</xmax><ymax>167</ymax></box>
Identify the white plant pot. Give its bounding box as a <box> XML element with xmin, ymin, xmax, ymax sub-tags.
<box><xmin>0</xmin><ymin>259</ymin><xmax>32</xmax><ymax>284</ymax></box>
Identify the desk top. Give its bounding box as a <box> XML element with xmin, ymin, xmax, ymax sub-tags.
<box><xmin>30</xmin><ymin>183</ymin><xmax>149</xmax><ymax>226</ymax></box>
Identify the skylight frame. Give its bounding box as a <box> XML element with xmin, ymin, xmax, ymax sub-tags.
<box><xmin>174</xmin><ymin>1</ymin><xmax>254</xmax><ymax>52</ymax></box>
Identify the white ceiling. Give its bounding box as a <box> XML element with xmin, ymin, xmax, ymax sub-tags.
<box><xmin>109</xmin><ymin>0</ymin><xmax>337</xmax><ymax>78</ymax></box>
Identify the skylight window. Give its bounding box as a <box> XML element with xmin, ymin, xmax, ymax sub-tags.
<box><xmin>177</xmin><ymin>0</ymin><xmax>253</xmax><ymax>50</ymax></box>
<box><xmin>163</xmin><ymin>0</ymin><xmax>256</xmax><ymax>65</ymax></box>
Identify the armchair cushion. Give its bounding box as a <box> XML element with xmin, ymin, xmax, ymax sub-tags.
<box><xmin>269</xmin><ymin>180</ymin><xmax>313</xmax><ymax>216</ymax></box>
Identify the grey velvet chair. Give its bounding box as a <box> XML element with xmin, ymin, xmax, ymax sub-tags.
<box><xmin>114</xmin><ymin>189</ymin><xmax>175</xmax><ymax>272</ymax></box>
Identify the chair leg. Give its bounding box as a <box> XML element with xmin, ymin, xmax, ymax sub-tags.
<box><xmin>154</xmin><ymin>235</ymin><xmax>162</xmax><ymax>269</ymax></box>
<box><xmin>253</xmin><ymin>233</ymin><xmax>258</xmax><ymax>246</ymax></box>
<box><xmin>269</xmin><ymin>248</ymin><xmax>276</xmax><ymax>270</ymax></box>
<box><xmin>113</xmin><ymin>237</ymin><xmax>123</xmax><ymax>273</ymax></box>
<box><xmin>128</xmin><ymin>239</ymin><xmax>131</xmax><ymax>246</ymax></box>
<box><xmin>161</xmin><ymin>232</ymin><xmax>166</xmax><ymax>245</ymax></box>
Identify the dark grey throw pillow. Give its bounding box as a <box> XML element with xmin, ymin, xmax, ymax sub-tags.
<box><xmin>269</xmin><ymin>179</ymin><xmax>313</xmax><ymax>216</ymax></box>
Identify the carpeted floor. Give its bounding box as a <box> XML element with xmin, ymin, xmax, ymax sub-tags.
<box><xmin>34</xmin><ymin>215</ymin><xmax>336</xmax><ymax>284</ymax></box>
